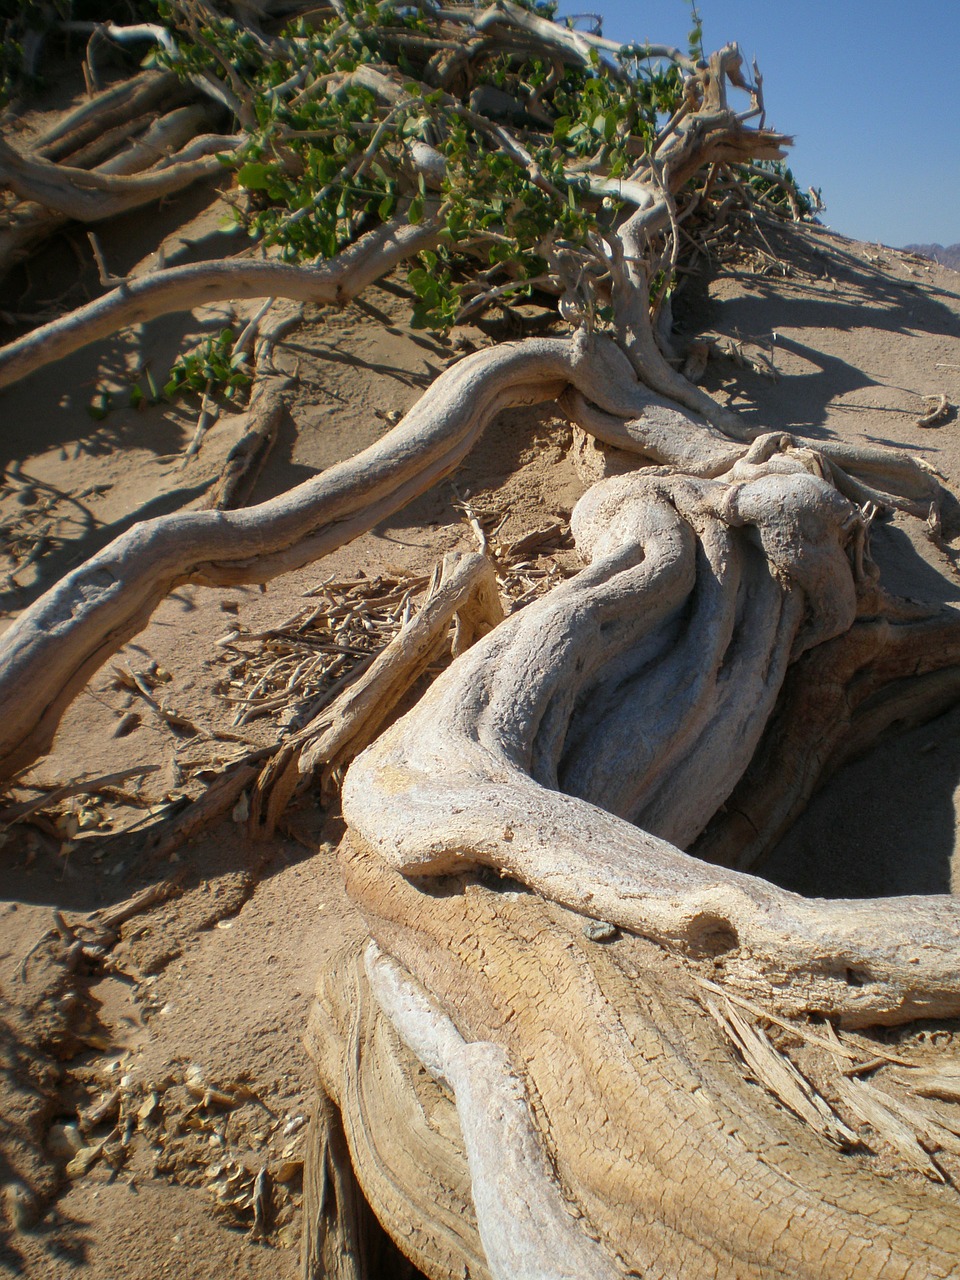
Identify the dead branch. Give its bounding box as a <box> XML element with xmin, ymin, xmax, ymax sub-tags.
<box><xmin>34</xmin><ymin>71</ymin><xmax>184</xmax><ymax>163</ymax></box>
<box><xmin>0</xmin><ymin>133</ymin><xmax>236</xmax><ymax>223</ymax></box>
<box><xmin>0</xmin><ymin>211</ymin><xmax>442</xmax><ymax>390</ymax></box>
<box><xmin>247</xmin><ymin>549</ymin><xmax>501</xmax><ymax>835</ymax></box>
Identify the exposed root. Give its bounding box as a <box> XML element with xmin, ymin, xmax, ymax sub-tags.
<box><xmin>342</xmin><ymin>453</ymin><xmax>960</xmax><ymax>1027</ymax></box>
<box><xmin>317</xmin><ymin>846</ymin><xmax>960</xmax><ymax>1280</ymax></box>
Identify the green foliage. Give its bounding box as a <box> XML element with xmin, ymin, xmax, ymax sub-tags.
<box><xmin>164</xmin><ymin>330</ymin><xmax>252</xmax><ymax>402</ymax></box>
<box><xmin>143</xmin><ymin>0</ymin><xmax>691</xmax><ymax>330</ymax></box>
<box><xmin>686</xmin><ymin>1</ymin><xmax>705</xmax><ymax>63</ymax></box>
<box><xmin>408</xmin><ymin>251</ymin><xmax>461</xmax><ymax>330</ymax></box>
<box><xmin>129</xmin><ymin>367</ymin><xmax>163</xmax><ymax>411</ymax></box>
<box><xmin>140</xmin><ymin>0</ymin><xmax>813</xmax><ymax>333</ymax></box>
<box><xmin>744</xmin><ymin>161</ymin><xmax>817</xmax><ymax>219</ymax></box>
<box><xmin>86</xmin><ymin>390</ymin><xmax>114</xmax><ymax>422</ymax></box>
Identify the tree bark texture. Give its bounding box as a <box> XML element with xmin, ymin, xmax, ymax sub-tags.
<box><xmin>296</xmin><ymin>447</ymin><xmax>960</xmax><ymax>1278</ymax></box>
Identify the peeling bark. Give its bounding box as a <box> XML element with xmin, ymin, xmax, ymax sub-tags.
<box><xmin>316</xmin><ymin>848</ymin><xmax>960</xmax><ymax>1280</ymax></box>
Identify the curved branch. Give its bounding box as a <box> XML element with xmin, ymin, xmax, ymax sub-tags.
<box><xmin>0</xmin><ymin>134</ymin><xmax>235</xmax><ymax>222</ymax></box>
<box><xmin>0</xmin><ymin>212</ymin><xmax>442</xmax><ymax>390</ymax></box>
<box><xmin>0</xmin><ymin>104</ymin><xmax>220</xmax><ymax>282</ymax></box>
<box><xmin>0</xmin><ymin>331</ymin><xmax>673</xmax><ymax>780</ymax></box>
<box><xmin>34</xmin><ymin>71</ymin><xmax>183</xmax><ymax>162</ymax></box>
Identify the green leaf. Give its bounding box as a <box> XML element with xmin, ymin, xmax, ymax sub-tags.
<box><xmin>86</xmin><ymin>393</ymin><xmax>112</xmax><ymax>422</ymax></box>
<box><xmin>408</xmin><ymin>195</ymin><xmax>424</xmax><ymax>224</ymax></box>
<box><xmin>237</xmin><ymin>162</ymin><xmax>271</xmax><ymax>190</ymax></box>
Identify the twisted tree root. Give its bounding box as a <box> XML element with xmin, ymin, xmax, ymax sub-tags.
<box><xmin>0</xmin><ymin>331</ymin><xmax>707</xmax><ymax>781</ymax></box>
<box><xmin>342</xmin><ymin>455</ymin><xmax>960</xmax><ymax>1027</ymax></box>
<box><xmin>319</xmin><ymin>839</ymin><xmax>960</xmax><ymax>1280</ymax></box>
<box><xmin>0</xmin><ymin>323</ymin><xmax>945</xmax><ymax>792</ymax></box>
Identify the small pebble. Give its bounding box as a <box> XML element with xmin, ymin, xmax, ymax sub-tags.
<box><xmin>582</xmin><ymin>920</ymin><xmax>617</xmax><ymax>943</ymax></box>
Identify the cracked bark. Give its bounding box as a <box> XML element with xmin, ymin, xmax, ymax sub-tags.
<box><xmin>309</xmin><ymin>448</ymin><xmax>960</xmax><ymax>1278</ymax></box>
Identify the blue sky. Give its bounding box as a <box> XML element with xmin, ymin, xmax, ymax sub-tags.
<box><xmin>571</xmin><ymin>1</ymin><xmax>959</xmax><ymax>248</ymax></box>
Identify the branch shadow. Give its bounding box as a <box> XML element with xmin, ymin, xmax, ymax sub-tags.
<box><xmin>0</xmin><ymin>479</ymin><xmax>212</xmax><ymax>616</ymax></box>
<box><xmin>685</xmin><ymin>225</ymin><xmax>960</xmax><ymax>439</ymax></box>
<box><xmin>761</xmin><ymin>700</ymin><xmax>960</xmax><ymax>899</ymax></box>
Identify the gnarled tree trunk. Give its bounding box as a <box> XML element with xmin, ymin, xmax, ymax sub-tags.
<box><xmin>307</xmin><ymin>447</ymin><xmax>960</xmax><ymax>1278</ymax></box>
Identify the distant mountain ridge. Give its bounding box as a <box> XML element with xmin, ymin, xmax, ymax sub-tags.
<box><xmin>903</xmin><ymin>242</ymin><xmax>960</xmax><ymax>270</ymax></box>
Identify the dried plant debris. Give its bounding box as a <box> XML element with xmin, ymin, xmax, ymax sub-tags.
<box><xmin>895</xmin><ymin>1064</ymin><xmax>960</xmax><ymax>1105</ymax></box>
<box><xmin>212</xmin><ymin>536</ymin><xmax>576</xmax><ymax>741</ymax></box>
<box><xmin>703</xmin><ymin>994</ymin><xmax>857</xmax><ymax>1149</ymax></box>
<box><xmin>212</xmin><ymin>572</ymin><xmax>434</xmax><ymax>735</ymax></box>
<box><xmin>46</xmin><ymin>1062</ymin><xmax>306</xmax><ymax>1246</ymax></box>
<box><xmin>837</xmin><ymin>1077</ymin><xmax>949</xmax><ymax>1184</ymax></box>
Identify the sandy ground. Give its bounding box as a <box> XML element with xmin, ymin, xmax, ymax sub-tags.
<box><xmin>1</xmin><ymin>86</ymin><xmax>959</xmax><ymax>1278</ymax></box>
